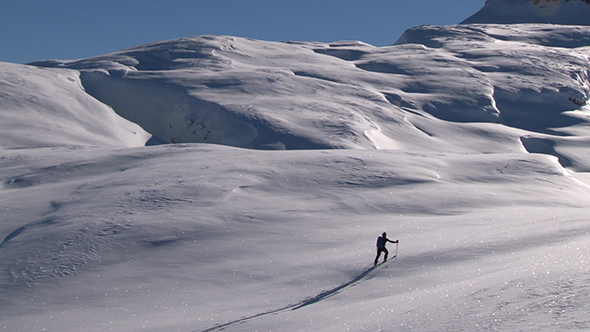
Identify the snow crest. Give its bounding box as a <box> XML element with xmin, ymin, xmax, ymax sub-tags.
<box><xmin>0</xmin><ymin>62</ymin><xmax>150</xmax><ymax>148</ymax></box>
<box><xmin>463</xmin><ymin>0</ymin><xmax>590</xmax><ymax>25</ymax></box>
<box><xmin>29</xmin><ymin>27</ymin><xmax>590</xmax><ymax>172</ymax></box>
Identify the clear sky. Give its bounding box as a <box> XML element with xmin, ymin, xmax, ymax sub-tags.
<box><xmin>0</xmin><ymin>0</ymin><xmax>485</xmax><ymax>64</ymax></box>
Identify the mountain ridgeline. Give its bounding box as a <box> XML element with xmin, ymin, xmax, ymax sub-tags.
<box><xmin>28</xmin><ymin>23</ymin><xmax>590</xmax><ymax>171</ymax></box>
<box><xmin>463</xmin><ymin>0</ymin><xmax>590</xmax><ymax>24</ymax></box>
<box><xmin>0</xmin><ymin>0</ymin><xmax>588</xmax><ymax>166</ymax></box>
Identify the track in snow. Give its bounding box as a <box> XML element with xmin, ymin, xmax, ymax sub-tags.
<box><xmin>199</xmin><ymin>258</ymin><xmax>397</xmax><ymax>332</ymax></box>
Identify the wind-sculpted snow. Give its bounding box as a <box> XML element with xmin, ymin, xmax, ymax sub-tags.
<box><xmin>30</xmin><ymin>26</ymin><xmax>590</xmax><ymax>171</ymax></box>
<box><xmin>0</xmin><ymin>62</ymin><xmax>149</xmax><ymax>148</ymax></box>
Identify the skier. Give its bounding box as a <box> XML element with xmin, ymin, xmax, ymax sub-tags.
<box><xmin>374</xmin><ymin>232</ymin><xmax>398</xmax><ymax>266</ymax></box>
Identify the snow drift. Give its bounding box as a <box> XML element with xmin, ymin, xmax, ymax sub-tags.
<box><xmin>0</xmin><ymin>62</ymin><xmax>149</xmax><ymax>148</ymax></box>
<box><xmin>30</xmin><ymin>25</ymin><xmax>590</xmax><ymax>170</ymax></box>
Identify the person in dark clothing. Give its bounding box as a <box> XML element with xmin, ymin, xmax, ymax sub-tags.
<box><xmin>374</xmin><ymin>232</ymin><xmax>398</xmax><ymax>266</ymax></box>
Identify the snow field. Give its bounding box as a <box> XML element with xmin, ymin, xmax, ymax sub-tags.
<box><xmin>2</xmin><ymin>145</ymin><xmax>590</xmax><ymax>331</ymax></box>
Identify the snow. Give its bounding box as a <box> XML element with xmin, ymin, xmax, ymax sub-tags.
<box><xmin>3</xmin><ymin>146</ymin><xmax>590</xmax><ymax>331</ymax></box>
<box><xmin>27</xmin><ymin>25</ymin><xmax>590</xmax><ymax>160</ymax></box>
<box><xmin>3</xmin><ymin>5</ymin><xmax>590</xmax><ymax>332</ymax></box>
<box><xmin>463</xmin><ymin>0</ymin><xmax>590</xmax><ymax>25</ymax></box>
<box><xmin>0</xmin><ymin>62</ymin><xmax>150</xmax><ymax>148</ymax></box>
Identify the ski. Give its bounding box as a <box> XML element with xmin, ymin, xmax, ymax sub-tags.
<box><xmin>373</xmin><ymin>255</ymin><xmax>396</xmax><ymax>267</ymax></box>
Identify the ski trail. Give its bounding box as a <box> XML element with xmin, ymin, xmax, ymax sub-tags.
<box><xmin>198</xmin><ymin>259</ymin><xmax>395</xmax><ymax>332</ymax></box>
<box><xmin>0</xmin><ymin>225</ymin><xmax>26</xmax><ymax>248</ymax></box>
<box><xmin>292</xmin><ymin>256</ymin><xmax>396</xmax><ymax>310</ymax></box>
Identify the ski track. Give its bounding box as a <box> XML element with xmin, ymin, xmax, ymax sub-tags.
<box><xmin>197</xmin><ymin>225</ymin><xmax>590</xmax><ymax>332</ymax></box>
<box><xmin>199</xmin><ymin>258</ymin><xmax>397</xmax><ymax>332</ymax></box>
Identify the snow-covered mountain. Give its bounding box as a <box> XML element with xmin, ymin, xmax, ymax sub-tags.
<box><xmin>463</xmin><ymin>0</ymin><xmax>590</xmax><ymax>25</ymax></box>
<box><xmin>28</xmin><ymin>25</ymin><xmax>590</xmax><ymax>169</ymax></box>
<box><xmin>3</xmin><ymin>2</ymin><xmax>590</xmax><ymax>332</ymax></box>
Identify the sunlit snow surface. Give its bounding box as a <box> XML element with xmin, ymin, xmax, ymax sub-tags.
<box><xmin>0</xmin><ymin>63</ymin><xmax>149</xmax><ymax>148</ymax></box>
<box><xmin>2</xmin><ymin>21</ymin><xmax>590</xmax><ymax>332</ymax></box>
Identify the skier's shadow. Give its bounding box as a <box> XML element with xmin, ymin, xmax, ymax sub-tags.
<box><xmin>200</xmin><ymin>260</ymin><xmax>390</xmax><ymax>332</ymax></box>
<box><xmin>291</xmin><ymin>263</ymin><xmax>380</xmax><ymax>310</ymax></box>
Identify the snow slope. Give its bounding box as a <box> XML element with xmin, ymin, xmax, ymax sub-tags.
<box><xmin>463</xmin><ymin>0</ymin><xmax>590</xmax><ymax>25</ymax></box>
<box><xmin>2</xmin><ymin>7</ymin><xmax>590</xmax><ymax>332</ymax></box>
<box><xmin>30</xmin><ymin>25</ymin><xmax>590</xmax><ymax>171</ymax></box>
<box><xmin>2</xmin><ymin>145</ymin><xmax>590</xmax><ymax>332</ymax></box>
<box><xmin>0</xmin><ymin>62</ymin><xmax>150</xmax><ymax>148</ymax></box>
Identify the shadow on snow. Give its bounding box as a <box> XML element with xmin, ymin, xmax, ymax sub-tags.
<box><xmin>199</xmin><ymin>258</ymin><xmax>396</xmax><ymax>332</ymax></box>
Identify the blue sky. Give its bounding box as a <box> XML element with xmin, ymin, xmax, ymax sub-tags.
<box><xmin>1</xmin><ymin>0</ymin><xmax>484</xmax><ymax>64</ymax></box>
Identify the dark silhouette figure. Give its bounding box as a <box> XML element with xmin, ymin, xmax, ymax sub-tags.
<box><xmin>374</xmin><ymin>232</ymin><xmax>398</xmax><ymax>266</ymax></box>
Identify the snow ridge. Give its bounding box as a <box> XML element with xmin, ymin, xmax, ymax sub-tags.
<box><xmin>0</xmin><ymin>63</ymin><xmax>149</xmax><ymax>148</ymax></box>
<box><xmin>463</xmin><ymin>0</ymin><xmax>590</xmax><ymax>25</ymax></box>
<box><xmin>28</xmin><ymin>26</ymin><xmax>590</xmax><ymax>173</ymax></box>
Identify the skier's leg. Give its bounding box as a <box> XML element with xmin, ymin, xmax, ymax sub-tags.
<box><xmin>374</xmin><ymin>249</ymin><xmax>381</xmax><ymax>266</ymax></box>
<box><xmin>383</xmin><ymin>248</ymin><xmax>389</xmax><ymax>262</ymax></box>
